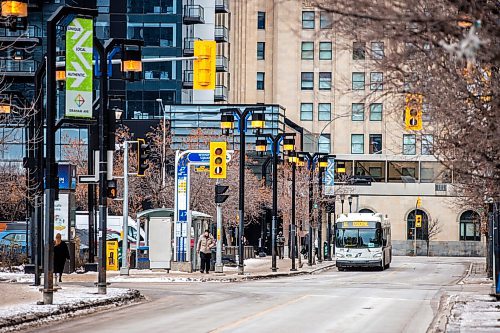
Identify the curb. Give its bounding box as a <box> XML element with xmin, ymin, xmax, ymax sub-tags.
<box><xmin>233</xmin><ymin>262</ymin><xmax>336</xmax><ymax>282</ymax></box>
<box><xmin>0</xmin><ymin>289</ymin><xmax>142</xmax><ymax>333</ymax></box>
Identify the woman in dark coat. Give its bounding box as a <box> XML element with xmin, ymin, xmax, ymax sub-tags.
<box><xmin>54</xmin><ymin>233</ymin><xmax>70</xmax><ymax>283</ymax></box>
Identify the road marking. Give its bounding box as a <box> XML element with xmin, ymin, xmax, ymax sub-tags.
<box><xmin>209</xmin><ymin>295</ymin><xmax>309</xmax><ymax>333</ymax></box>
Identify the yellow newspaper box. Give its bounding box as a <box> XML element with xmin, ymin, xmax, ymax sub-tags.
<box><xmin>106</xmin><ymin>240</ymin><xmax>119</xmax><ymax>271</ymax></box>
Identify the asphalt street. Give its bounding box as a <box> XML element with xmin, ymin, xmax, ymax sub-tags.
<box><xmin>27</xmin><ymin>257</ymin><xmax>477</xmax><ymax>333</ymax></box>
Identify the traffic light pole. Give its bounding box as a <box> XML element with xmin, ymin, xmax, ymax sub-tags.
<box><xmin>120</xmin><ymin>140</ymin><xmax>130</xmax><ymax>275</ymax></box>
<box><xmin>413</xmin><ymin>202</ymin><xmax>418</xmax><ymax>256</ymax></box>
<box><xmin>290</xmin><ymin>156</ymin><xmax>297</xmax><ymax>271</ymax></box>
<box><xmin>237</xmin><ymin>115</ymin><xmax>246</xmax><ymax>275</ymax></box>
<box><xmin>215</xmin><ymin>181</ymin><xmax>223</xmax><ymax>274</ymax></box>
<box><xmin>317</xmin><ymin>167</ymin><xmax>324</xmax><ymax>263</ymax></box>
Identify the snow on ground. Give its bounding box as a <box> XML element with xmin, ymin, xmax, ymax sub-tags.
<box><xmin>0</xmin><ymin>272</ymin><xmax>34</xmax><ymax>283</ymax></box>
<box><xmin>108</xmin><ymin>275</ymin><xmax>234</xmax><ymax>283</ymax></box>
<box><xmin>447</xmin><ymin>294</ymin><xmax>500</xmax><ymax>332</ymax></box>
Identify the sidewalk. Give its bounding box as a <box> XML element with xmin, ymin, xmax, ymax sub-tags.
<box><xmin>68</xmin><ymin>257</ymin><xmax>336</xmax><ymax>283</ymax></box>
<box><xmin>444</xmin><ymin>262</ymin><xmax>500</xmax><ymax>332</ymax></box>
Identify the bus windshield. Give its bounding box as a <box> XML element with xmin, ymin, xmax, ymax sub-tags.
<box><xmin>336</xmin><ymin>228</ymin><xmax>382</xmax><ymax>248</ymax></box>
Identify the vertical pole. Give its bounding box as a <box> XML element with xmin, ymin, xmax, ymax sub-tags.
<box><xmin>120</xmin><ymin>141</ymin><xmax>129</xmax><ymax>275</ymax></box>
<box><xmin>317</xmin><ymin>167</ymin><xmax>323</xmax><ymax>263</ymax></box>
<box><xmin>97</xmin><ymin>41</ymin><xmax>108</xmax><ymax>294</ymax></box>
<box><xmin>326</xmin><ymin>198</ymin><xmax>334</xmax><ymax>260</ymax></box>
<box><xmin>238</xmin><ymin>112</ymin><xmax>245</xmax><ymax>275</ymax></box>
<box><xmin>495</xmin><ymin>203</ymin><xmax>500</xmax><ymax>294</ymax></box>
<box><xmin>308</xmin><ymin>161</ymin><xmax>313</xmax><ymax>266</ymax></box>
<box><xmin>290</xmin><ymin>158</ymin><xmax>297</xmax><ymax>271</ymax></box>
<box><xmin>271</xmin><ymin>138</ymin><xmax>278</xmax><ymax>272</ymax></box>
<box><xmin>215</xmin><ymin>187</ymin><xmax>223</xmax><ymax>273</ymax></box>
<box><xmin>87</xmin><ymin>124</ymin><xmax>96</xmax><ymax>263</ymax></box>
<box><xmin>43</xmin><ymin>14</ymin><xmax>58</xmax><ymax>305</ymax></box>
<box><xmin>413</xmin><ymin>204</ymin><xmax>418</xmax><ymax>256</ymax></box>
<box><xmin>162</xmin><ymin>109</ymin><xmax>166</xmax><ymax>188</ymax></box>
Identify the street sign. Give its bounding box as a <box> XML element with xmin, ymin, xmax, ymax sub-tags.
<box><xmin>416</xmin><ymin>215</ymin><xmax>422</xmax><ymax>228</ymax></box>
<box><xmin>65</xmin><ymin>17</ymin><xmax>93</xmax><ymax>118</ymax></box>
<box><xmin>195</xmin><ymin>165</ymin><xmax>209</xmax><ymax>172</ymax></box>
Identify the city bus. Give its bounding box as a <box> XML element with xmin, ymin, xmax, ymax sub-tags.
<box><xmin>335</xmin><ymin>213</ymin><xmax>391</xmax><ymax>271</ymax></box>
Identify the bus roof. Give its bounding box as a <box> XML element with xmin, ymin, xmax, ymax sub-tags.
<box><xmin>336</xmin><ymin>213</ymin><xmax>387</xmax><ymax>224</ymax></box>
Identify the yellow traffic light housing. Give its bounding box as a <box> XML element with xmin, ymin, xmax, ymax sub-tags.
<box><xmin>194</xmin><ymin>40</ymin><xmax>216</xmax><ymax>90</ymax></box>
<box><xmin>416</xmin><ymin>196</ymin><xmax>422</xmax><ymax>207</ymax></box>
<box><xmin>415</xmin><ymin>214</ymin><xmax>422</xmax><ymax>228</ymax></box>
<box><xmin>405</xmin><ymin>93</ymin><xmax>423</xmax><ymax>131</ymax></box>
<box><xmin>210</xmin><ymin>141</ymin><xmax>227</xmax><ymax>179</ymax></box>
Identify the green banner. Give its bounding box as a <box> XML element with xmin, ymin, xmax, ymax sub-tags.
<box><xmin>65</xmin><ymin>17</ymin><xmax>93</xmax><ymax>118</ymax></box>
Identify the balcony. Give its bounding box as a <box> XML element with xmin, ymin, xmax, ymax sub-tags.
<box><xmin>183</xmin><ymin>70</ymin><xmax>193</xmax><ymax>88</ymax></box>
<box><xmin>215</xmin><ymin>25</ymin><xmax>229</xmax><ymax>43</ymax></box>
<box><xmin>214</xmin><ymin>85</ymin><xmax>228</xmax><ymax>101</ymax></box>
<box><xmin>216</xmin><ymin>55</ymin><xmax>228</xmax><ymax>72</ymax></box>
<box><xmin>183</xmin><ymin>5</ymin><xmax>205</xmax><ymax>24</ymax></box>
<box><xmin>183</xmin><ymin>37</ymin><xmax>201</xmax><ymax>56</ymax></box>
<box><xmin>215</xmin><ymin>0</ymin><xmax>230</xmax><ymax>13</ymax></box>
<box><xmin>0</xmin><ymin>59</ymin><xmax>38</xmax><ymax>83</ymax></box>
<box><xmin>0</xmin><ymin>25</ymin><xmax>41</xmax><ymax>46</ymax></box>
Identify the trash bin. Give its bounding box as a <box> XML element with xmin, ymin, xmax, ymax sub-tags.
<box><xmin>137</xmin><ymin>246</ymin><xmax>150</xmax><ymax>269</ymax></box>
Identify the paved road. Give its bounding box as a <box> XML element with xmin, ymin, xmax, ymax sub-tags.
<box><xmin>28</xmin><ymin>257</ymin><xmax>477</xmax><ymax>333</ymax></box>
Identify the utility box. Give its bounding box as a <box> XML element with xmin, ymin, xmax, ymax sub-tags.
<box><xmin>149</xmin><ymin>217</ymin><xmax>172</xmax><ymax>270</ymax></box>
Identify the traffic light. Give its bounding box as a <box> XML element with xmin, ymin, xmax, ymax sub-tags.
<box><xmin>215</xmin><ymin>184</ymin><xmax>229</xmax><ymax>204</ymax></box>
<box><xmin>415</xmin><ymin>214</ymin><xmax>422</xmax><ymax>228</ymax></box>
<box><xmin>194</xmin><ymin>40</ymin><xmax>216</xmax><ymax>90</ymax></box>
<box><xmin>405</xmin><ymin>93</ymin><xmax>423</xmax><ymax>131</ymax></box>
<box><xmin>137</xmin><ymin>138</ymin><xmax>151</xmax><ymax>177</ymax></box>
<box><xmin>209</xmin><ymin>141</ymin><xmax>227</xmax><ymax>179</ymax></box>
<box><xmin>416</xmin><ymin>196</ymin><xmax>422</xmax><ymax>207</ymax></box>
<box><xmin>107</xmin><ymin>179</ymin><xmax>117</xmax><ymax>199</ymax></box>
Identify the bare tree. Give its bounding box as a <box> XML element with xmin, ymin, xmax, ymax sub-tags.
<box><xmin>426</xmin><ymin>218</ymin><xmax>443</xmax><ymax>256</ymax></box>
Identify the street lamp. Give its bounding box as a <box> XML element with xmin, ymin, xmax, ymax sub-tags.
<box><xmin>1</xmin><ymin>0</ymin><xmax>27</xmax><ymax>31</ymax></box>
<box><xmin>348</xmin><ymin>195</ymin><xmax>353</xmax><ymax>213</ymax></box>
<box><xmin>256</xmin><ymin>132</ymin><xmax>295</xmax><ymax>272</ymax></box>
<box><xmin>220</xmin><ymin>107</ymin><xmax>265</xmax><ymax>275</ymax></box>
<box><xmin>340</xmin><ymin>194</ymin><xmax>345</xmax><ymax>214</ymax></box>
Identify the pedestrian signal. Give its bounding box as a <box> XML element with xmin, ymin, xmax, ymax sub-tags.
<box><xmin>405</xmin><ymin>93</ymin><xmax>423</xmax><ymax>131</ymax></box>
<box><xmin>107</xmin><ymin>179</ymin><xmax>118</xmax><ymax>199</ymax></box>
<box><xmin>210</xmin><ymin>141</ymin><xmax>227</xmax><ymax>179</ymax></box>
<box><xmin>215</xmin><ymin>184</ymin><xmax>229</xmax><ymax>204</ymax></box>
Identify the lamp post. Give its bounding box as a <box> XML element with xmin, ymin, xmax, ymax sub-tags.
<box><xmin>220</xmin><ymin>107</ymin><xmax>265</xmax><ymax>275</ymax></box>
<box><xmin>316</xmin><ymin>155</ymin><xmax>329</xmax><ymax>263</ymax></box>
<box><xmin>155</xmin><ymin>98</ymin><xmax>168</xmax><ymax>188</ymax></box>
<box><xmin>348</xmin><ymin>195</ymin><xmax>353</xmax><ymax>213</ymax></box>
<box><xmin>295</xmin><ymin>152</ymin><xmax>327</xmax><ymax>266</ymax></box>
<box><xmin>94</xmin><ymin>38</ymin><xmax>143</xmax><ymax>288</ymax></box>
<box><xmin>44</xmin><ymin>5</ymin><xmax>98</xmax><ymax>305</ymax></box>
<box><xmin>256</xmin><ymin>133</ymin><xmax>295</xmax><ymax>272</ymax></box>
<box><xmin>288</xmin><ymin>151</ymin><xmax>298</xmax><ymax>271</ymax></box>
<box><xmin>340</xmin><ymin>194</ymin><xmax>345</xmax><ymax>214</ymax></box>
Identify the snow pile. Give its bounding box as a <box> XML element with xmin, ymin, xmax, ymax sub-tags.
<box><xmin>0</xmin><ymin>272</ymin><xmax>34</xmax><ymax>283</ymax></box>
<box><xmin>0</xmin><ymin>286</ymin><xmax>140</xmax><ymax>332</ymax></box>
<box><xmin>109</xmin><ymin>275</ymin><xmax>235</xmax><ymax>283</ymax></box>
<box><xmin>447</xmin><ymin>294</ymin><xmax>500</xmax><ymax>332</ymax></box>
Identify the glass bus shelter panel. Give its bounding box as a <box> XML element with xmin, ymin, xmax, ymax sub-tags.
<box><xmin>388</xmin><ymin>161</ymin><xmax>419</xmax><ymax>183</ymax></box>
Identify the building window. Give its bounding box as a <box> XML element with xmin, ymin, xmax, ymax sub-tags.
<box><xmin>320</xmin><ymin>11</ymin><xmax>333</xmax><ymax>29</ymax></box>
<box><xmin>460</xmin><ymin>210</ymin><xmax>480</xmax><ymax>241</ymax></box>
<box><xmin>300</xmin><ymin>103</ymin><xmax>313</xmax><ymax>121</ymax></box>
<box><xmin>403</xmin><ymin>134</ymin><xmax>416</xmax><ymax>155</ymax></box>
<box><xmin>352</xmin><ymin>103</ymin><xmax>364</xmax><ymax>121</ymax></box>
<box><xmin>370</xmin><ymin>72</ymin><xmax>383</xmax><ymax>91</ymax></box>
<box><xmin>422</xmin><ymin>134</ymin><xmax>433</xmax><ymax>155</ymax></box>
<box><xmin>407</xmin><ymin>210</ymin><xmax>428</xmax><ymax>240</ymax></box>
<box><xmin>319</xmin><ymin>72</ymin><xmax>332</xmax><ymax>90</ymax></box>
<box><xmin>258</xmin><ymin>12</ymin><xmax>266</xmax><ymax>29</ymax></box>
<box><xmin>371</xmin><ymin>42</ymin><xmax>384</xmax><ymax>59</ymax></box>
<box><xmin>319</xmin><ymin>42</ymin><xmax>332</xmax><ymax>60</ymax></box>
<box><xmin>302</xmin><ymin>11</ymin><xmax>315</xmax><ymax>29</ymax></box>
<box><xmin>257</xmin><ymin>42</ymin><xmax>265</xmax><ymax>60</ymax></box>
<box><xmin>257</xmin><ymin>72</ymin><xmax>265</xmax><ymax>90</ymax></box>
<box><xmin>301</xmin><ymin>42</ymin><xmax>314</xmax><ymax>60</ymax></box>
<box><xmin>369</xmin><ymin>134</ymin><xmax>382</xmax><ymax>154</ymax></box>
<box><xmin>319</xmin><ymin>134</ymin><xmax>330</xmax><ymax>153</ymax></box>
<box><xmin>352</xmin><ymin>72</ymin><xmax>365</xmax><ymax>90</ymax></box>
<box><xmin>318</xmin><ymin>103</ymin><xmax>331</xmax><ymax>121</ymax></box>
<box><xmin>370</xmin><ymin>103</ymin><xmax>383</xmax><ymax>121</ymax></box>
<box><xmin>301</xmin><ymin>72</ymin><xmax>314</xmax><ymax>90</ymax></box>
<box><xmin>353</xmin><ymin>42</ymin><xmax>365</xmax><ymax>60</ymax></box>
<box><xmin>351</xmin><ymin>134</ymin><xmax>364</xmax><ymax>154</ymax></box>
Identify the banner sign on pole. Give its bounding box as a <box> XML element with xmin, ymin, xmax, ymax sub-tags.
<box><xmin>325</xmin><ymin>157</ymin><xmax>335</xmax><ymax>195</ymax></box>
<box><xmin>65</xmin><ymin>17</ymin><xmax>93</xmax><ymax>118</ymax></box>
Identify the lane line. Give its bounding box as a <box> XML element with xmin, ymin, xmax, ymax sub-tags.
<box><xmin>208</xmin><ymin>295</ymin><xmax>309</xmax><ymax>333</ymax></box>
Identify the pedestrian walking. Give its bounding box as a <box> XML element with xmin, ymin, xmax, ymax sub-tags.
<box><xmin>197</xmin><ymin>229</ymin><xmax>215</xmax><ymax>274</ymax></box>
<box><xmin>277</xmin><ymin>231</ymin><xmax>285</xmax><ymax>259</ymax></box>
<box><xmin>54</xmin><ymin>233</ymin><xmax>70</xmax><ymax>284</ymax></box>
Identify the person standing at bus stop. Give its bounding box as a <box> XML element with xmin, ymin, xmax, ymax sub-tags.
<box><xmin>197</xmin><ymin>229</ymin><xmax>215</xmax><ymax>274</ymax></box>
<box><xmin>54</xmin><ymin>233</ymin><xmax>70</xmax><ymax>284</ymax></box>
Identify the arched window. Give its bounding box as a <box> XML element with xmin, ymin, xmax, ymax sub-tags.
<box><xmin>460</xmin><ymin>210</ymin><xmax>480</xmax><ymax>241</ymax></box>
<box><xmin>407</xmin><ymin>209</ymin><xmax>428</xmax><ymax>240</ymax></box>
<box><xmin>359</xmin><ymin>208</ymin><xmax>374</xmax><ymax>214</ymax></box>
